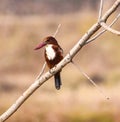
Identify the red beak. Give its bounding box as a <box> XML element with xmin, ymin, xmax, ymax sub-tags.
<box><xmin>34</xmin><ymin>42</ymin><xmax>46</xmax><ymax>50</ymax></box>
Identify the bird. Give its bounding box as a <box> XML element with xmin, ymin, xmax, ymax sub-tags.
<box><xmin>34</xmin><ymin>36</ymin><xmax>63</xmax><ymax>90</ymax></box>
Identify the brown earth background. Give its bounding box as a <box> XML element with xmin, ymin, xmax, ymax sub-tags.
<box><xmin>0</xmin><ymin>0</ymin><xmax>120</xmax><ymax>122</ymax></box>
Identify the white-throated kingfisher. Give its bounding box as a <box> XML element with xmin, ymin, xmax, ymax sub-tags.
<box><xmin>34</xmin><ymin>36</ymin><xmax>63</xmax><ymax>90</ymax></box>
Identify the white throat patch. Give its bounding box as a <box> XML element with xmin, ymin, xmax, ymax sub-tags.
<box><xmin>46</xmin><ymin>44</ymin><xmax>56</xmax><ymax>60</ymax></box>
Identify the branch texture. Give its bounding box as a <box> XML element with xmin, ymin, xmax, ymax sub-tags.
<box><xmin>100</xmin><ymin>22</ymin><xmax>120</xmax><ymax>35</ymax></box>
<box><xmin>0</xmin><ymin>0</ymin><xmax>120</xmax><ymax>122</ymax></box>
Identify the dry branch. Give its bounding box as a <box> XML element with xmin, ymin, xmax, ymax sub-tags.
<box><xmin>86</xmin><ymin>13</ymin><xmax>120</xmax><ymax>44</ymax></box>
<box><xmin>100</xmin><ymin>22</ymin><xmax>120</xmax><ymax>35</ymax></box>
<box><xmin>0</xmin><ymin>0</ymin><xmax>120</xmax><ymax>122</ymax></box>
<box><xmin>98</xmin><ymin>0</ymin><xmax>104</xmax><ymax>20</ymax></box>
<box><xmin>36</xmin><ymin>62</ymin><xmax>46</xmax><ymax>80</ymax></box>
<box><xmin>53</xmin><ymin>24</ymin><xmax>61</xmax><ymax>37</ymax></box>
<box><xmin>71</xmin><ymin>61</ymin><xmax>109</xmax><ymax>100</ymax></box>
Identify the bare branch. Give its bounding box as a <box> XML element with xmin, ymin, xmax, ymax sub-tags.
<box><xmin>100</xmin><ymin>22</ymin><xmax>120</xmax><ymax>35</ymax></box>
<box><xmin>86</xmin><ymin>14</ymin><xmax>120</xmax><ymax>44</ymax></box>
<box><xmin>0</xmin><ymin>64</ymin><xmax>46</xmax><ymax>122</ymax></box>
<box><xmin>110</xmin><ymin>13</ymin><xmax>120</xmax><ymax>26</ymax></box>
<box><xmin>0</xmin><ymin>0</ymin><xmax>119</xmax><ymax>122</ymax></box>
<box><xmin>98</xmin><ymin>0</ymin><xmax>104</xmax><ymax>21</ymax></box>
<box><xmin>71</xmin><ymin>61</ymin><xmax>110</xmax><ymax>100</ymax></box>
<box><xmin>36</xmin><ymin>62</ymin><xmax>46</xmax><ymax>80</ymax></box>
<box><xmin>53</xmin><ymin>24</ymin><xmax>61</xmax><ymax>37</ymax></box>
<box><xmin>101</xmin><ymin>0</ymin><xmax>120</xmax><ymax>22</ymax></box>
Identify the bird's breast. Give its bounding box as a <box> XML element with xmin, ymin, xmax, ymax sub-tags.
<box><xmin>45</xmin><ymin>44</ymin><xmax>56</xmax><ymax>60</ymax></box>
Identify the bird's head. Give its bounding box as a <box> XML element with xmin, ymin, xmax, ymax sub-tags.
<box><xmin>34</xmin><ymin>36</ymin><xmax>58</xmax><ymax>50</ymax></box>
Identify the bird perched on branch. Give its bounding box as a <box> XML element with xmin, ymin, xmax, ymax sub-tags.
<box><xmin>34</xmin><ymin>36</ymin><xmax>63</xmax><ymax>90</ymax></box>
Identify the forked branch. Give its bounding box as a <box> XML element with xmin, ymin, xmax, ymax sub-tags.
<box><xmin>0</xmin><ymin>0</ymin><xmax>120</xmax><ymax>122</ymax></box>
<box><xmin>100</xmin><ymin>22</ymin><xmax>120</xmax><ymax>35</ymax></box>
<box><xmin>98</xmin><ymin>0</ymin><xmax>120</xmax><ymax>35</ymax></box>
<box><xmin>86</xmin><ymin>13</ymin><xmax>120</xmax><ymax>44</ymax></box>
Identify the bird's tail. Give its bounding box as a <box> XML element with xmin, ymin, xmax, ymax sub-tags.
<box><xmin>54</xmin><ymin>72</ymin><xmax>62</xmax><ymax>90</ymax></box>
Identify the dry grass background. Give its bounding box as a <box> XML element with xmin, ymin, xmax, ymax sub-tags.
<box><xmin>0</xmin><ymin>10</ymin><xmax>120</xmax><ymax>122</ymax></box>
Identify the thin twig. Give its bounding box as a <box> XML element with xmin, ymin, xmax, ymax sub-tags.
<box><xmin>98</xmin><ymin>0</ymin><xmax>104</xmax><ymax>21</ymax></box>
<box><xmin>71</xmin><ymin>61</ymin><xmax>110</xmax><ymax>100</ymax></box>
<box><xmin>110</xmin><ymin>14</ymin><xmax>120</xmax><ymax>26</ymax></box>
<box><xmin>53</xmin><ymin>24</ymin><xmax>61</xmax><ymax>37</ymax></box>
<box><xmin>100</xmin><ymin>22</ymin><xmax>120</xmax><ymax>35</ymax></box>
<box><xmin>0</xmin><ymin>0</ymin><xmax>119</xmax><ymax>121</ymax></box>
<box><xmin>36</xmin><ymin>62</ymin><xmax>46</xmax><ymax>80</ymax></box>
<box><xmin>86</xmin><ymin>14</ymin><xmax>120</xmax><ymax>44</ymax></box>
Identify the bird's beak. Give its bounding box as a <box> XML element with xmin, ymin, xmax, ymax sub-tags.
<box><xmin>34</xmin><ymin>42</ymin><xmax>46</xmax><ymax>50</ymax></box>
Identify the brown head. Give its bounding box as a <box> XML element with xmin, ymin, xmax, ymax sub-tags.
<box><xmin>34</xmin><ymin>36</ymin><xmax>58</xmax><ymax>50</ymax></box>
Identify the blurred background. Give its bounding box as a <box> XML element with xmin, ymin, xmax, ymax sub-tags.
<box><xmin>0</xmin><ymin>0</ymin><xmax>120</xmax><ymax>122</ymax></box>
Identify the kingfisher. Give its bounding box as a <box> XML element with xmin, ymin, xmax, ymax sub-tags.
<box><xmin>34</xmin><ymin>36</ymin><xmax>63</xmax><ymax>90</ymax></box>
